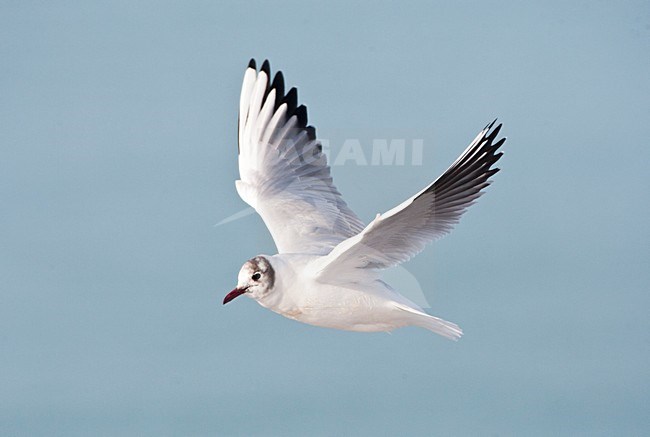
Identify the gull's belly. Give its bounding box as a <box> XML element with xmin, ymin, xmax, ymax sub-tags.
<box><xmin>265</xmin><ymin>284</ymin><xmax>409</xmax><ymax>332</ymax></box>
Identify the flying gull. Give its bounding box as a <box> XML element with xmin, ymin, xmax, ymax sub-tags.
<box><xmin>223</xmin><ymin>59</ymin><xmax>505</xmax><ymax>340</ymax></box>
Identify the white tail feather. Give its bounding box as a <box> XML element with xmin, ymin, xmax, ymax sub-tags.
<box><xmin>394</xmin><ymin>303</ymin><xmax>463</xmax><ymax>341</ymax></box>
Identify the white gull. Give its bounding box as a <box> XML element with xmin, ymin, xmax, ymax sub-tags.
<box><xmin>223</xmin><ymin>59</ymin><xmax>506</xmax><ymax>340</ymax></box>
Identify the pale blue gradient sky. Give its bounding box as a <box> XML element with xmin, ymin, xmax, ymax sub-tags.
<box><xmin>1</xmin><ymin>1</ymin><xmax>649</xmax><ymax>435</ymax></box>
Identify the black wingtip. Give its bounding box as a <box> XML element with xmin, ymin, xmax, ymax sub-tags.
<box><xmin>487</xmin><ymin>123</ymin><xmax>503</xmax><ymax>142</ymax></box>
<box><xmin>305</xmin><ymin>125</ymin><xmax>317</xmax><ymax>141</ymax></box>
<box><xmin>281</xmin><ymin>87</ymin><xmax>298</xmax><ymax>113</ymax></box>
<box><xmin>492</xmin><ymin>137</ymin><xmax>506</xmax><ymax>152</ymax></box>
<box><xmin>487</xmin><ymin>167</ymin><xmax>501</xmax><ymax>178</ymax></box>
<box><xmin>271</xmin><ymin>72</ymin><xmax>285</xmax><ymax>102</ymax></box>
<box><xmin>261</xmin><ymin>60</ymin><xmax>271</xmax><ymax>77</ymax></box>
<box><xmin>247</xmin><ymin>58</ymin><xmax>256</xmax><ymax>70</ymax></box>
<box><xmin>485</xmin><ymin>118</ymin><xmax>498</xmax><ymax>130</ymax></box>
<box><xmin>294</xmin><ymin>105</ymin><xmax>308</xmax><ymax>127</ymax></box>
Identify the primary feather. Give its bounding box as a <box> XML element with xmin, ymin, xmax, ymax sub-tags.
<box><xmin>237</xmin><ymin>59</ymin><xmax>364</xmax><ymax>254</ymax></box>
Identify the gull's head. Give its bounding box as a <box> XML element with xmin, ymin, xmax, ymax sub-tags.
<box><xmin>223</xmin><ymin>256</ymin><xmax>275</xmax><ymax>304</ymax></box>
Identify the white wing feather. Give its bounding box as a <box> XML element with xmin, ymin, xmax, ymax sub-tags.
<box><xmin>310</xmin><ymin>122</ymin><xmax>505</xmax><ymax>281</ymax></box>
<box><xmin>236</xmin><ymin>60</ymin><xmax>364</xmax><ymax>254</ymax></box>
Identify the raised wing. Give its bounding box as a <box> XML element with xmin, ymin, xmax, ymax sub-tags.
<box><xmin>236</xmin><ymin>59</ymin><xmax>364</xmax><ymax>254</ymax></box>
<box><xmin>310</xmin><ymin>121</ymin><xmax>505</xmax><ymax>280</ymax></box>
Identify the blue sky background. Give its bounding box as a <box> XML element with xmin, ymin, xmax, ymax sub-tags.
<box><xmin>2</xmin><ymin>1</ymin><xmax>649</xmax><ymax>435</ymax></box>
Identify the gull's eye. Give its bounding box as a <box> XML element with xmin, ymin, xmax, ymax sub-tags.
<box><xmin>251</xmin><ymin>272</ymin><xmax>261</xmax><ymax>281</ymax></box>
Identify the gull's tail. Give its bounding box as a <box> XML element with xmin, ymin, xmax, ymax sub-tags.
<box><xmin>394</xmin><ymin>303</ymin><xmax>463</xmax><ymax>341</ymax></box>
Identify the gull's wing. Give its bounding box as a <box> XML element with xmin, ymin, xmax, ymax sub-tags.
<box><xmin>236</xmin><ymin>59</ymin><xmax>364</xmax><ymax>254</ymax></box>
<box><xmin>310</xmin><ymin>122</ymin><xmax>505</xmax><ymax>281</ymax></box>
